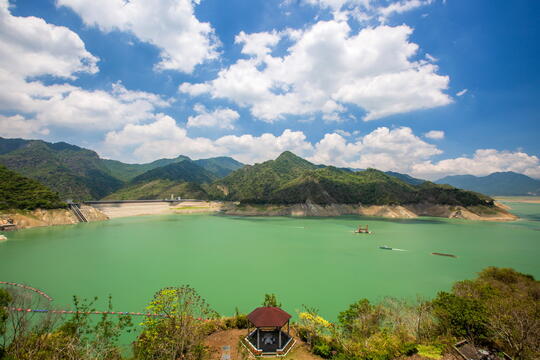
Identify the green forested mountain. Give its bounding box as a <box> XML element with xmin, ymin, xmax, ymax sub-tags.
<box><xmin>211</xmin><ymin>151</ymin><xmax>493</xmax><ymax>206</ymax></box>
<box><xmin>0</xmin><ymin>137</ymin><xmax>244</xmax><ymax>200</ymax></box>
<box><xmin>102</xmin><ymin>156</ymin><xmax>243</xmax><ymax>182</ymax></box>
<box><xmin>0</xmin><ymin>137</ymin><xmax>494</xmax><ymax>206</ymax></box>
<box><xmin>103</xmin><ymin>180</ymin><xmax>209</xmax><ymax>200</ymax></box>
<box><xmin>193</xmin><ymin>157</ymin><xmax>244</xmax><ymax>177</ymax></box>
<box><xmin>101</xmin><ymin>155</ymin><xmax>191</xmax><ymax>182</ymax></box>
<box><xmin>0</xmin><ymin>138</ymin><xmax>122</xmax><ymax>201</ymax></box>
<box><xmin>131</xmin><ymin>161</ymin><xmax>217</xmax><ymax>184</ymax></box>
<box><xmin>0</xmin><ymin>165</ymin><xmax>65</xmax><ymax>210</ymax></box>
<box><xmin>104</xmin><ymin>161</ymin><xmax>217</xmax><ymax>200</ymax></box>
<box><xmin>384</xmin><ymin>171</ymin><xmax>426</xmax><ymax>186</ymax></box>
<box><xmin>436</xmin><ymin>172</ymin><xmax>540</xmax><ymax>196</ymax></box>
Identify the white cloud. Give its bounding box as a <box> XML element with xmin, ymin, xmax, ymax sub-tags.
<box><xmin>376</xmin><ymin>0</ymin><xmax>433</xmax><ymax>23</ymax></box>
<box><xmin>309</xmin><ymin>126</ymin><xmax>441</xmax><ymax>171</ymax></box>
<box><xmin>57</xmin><ymin>0</ymin><xmax>219</xmax><ymax>73</ymax></box>
<box><xmin>300</xmin><ymin>0</ymin><xmax>433</xmax><ymax>23</ymax></box>
<box><xmin>412</xmin><ymin>149</ymin><xmax>540</xmax><ymax>180</ymax></box>
<box><xmin>102</xmin><ymin>116</ymin><xmax>314</xmax><ymax>163</ymax></box>
<box><xmin>0</xmin><ymin>115</ymin><xmax>49</xmax><ymax>138</ymax></box>
<box><xmin>180</xmin><ymin>21</ymin><xmax>451</xmax><ymax>122</ymax></box>
<box><xmin>235</xmin><ymin>30</ymin><xmax>280</xmax><ymax>59</ymax></box>
<box><xmin>100</xmin><ymin>119</ymin><xmax>540</xmax><ymax>180</ymax></box>
<box><xmin>456</xmin><ymin>88</ymin><xmax>468</xmax><ymax>96</ymax></box>
<box><xmin>0</xmin><ymin>2</ymin><xmax>170</xmax><ymax>133</ymax></box>
<box><xmin>0</xmin><ymin>0</ymin><xmax>98</xmax><ymax>79</ymax></box>
<box><xmin>425</xmin><ymin>53</ymin><xmax>437</xmax><ymax>62</ymax></box>
<box><xmin>424</xmin><ymin>130</ymin><xmax>444</xmax><ymax>139</ymax></box>
<box><xmin>186</xmin><ymin>104</ymin><xmax>240</xmax><ymax>129</ymax></box>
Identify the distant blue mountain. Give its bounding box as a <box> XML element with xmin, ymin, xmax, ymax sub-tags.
<box><xmin>436</xmin><ymin>172</ymin><xmax>540</xmax><ymax>196</ymax></box>
<box><xmin>385</xmin><ymin>171</ymin><xmax>426</xmax><ymax>186</ymax></box>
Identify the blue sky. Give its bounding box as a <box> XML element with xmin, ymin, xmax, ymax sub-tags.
<box><xmin>0</xmin><ymin>0</ymin><xmax>539</xmax><ymax>180</ymax></box>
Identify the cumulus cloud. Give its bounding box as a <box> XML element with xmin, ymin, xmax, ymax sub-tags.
<box><xmin>456</xmin><ymin>88</ymin><xmax>468</xmax><ymax>96</ymax></box>
<box><xmin>424</xmin><ymin>130</ymin><xmax>444</xmax><ymax>139</ymax></box>
<box><xmin>0</xmin><ymin>115</ymin><xmax>49</xmax><ymax>138</ymax></box>
<box><xmin>412</xmin><ymin>149</ymin><xmax>540</xmax><ymax>180</ymax></box>
<box><xmin>57</xmin><ymin>0</ymin><xmax>219</xmax><ymax>73</ymax></box>
<box><xmin>186</xmin><ymin>104</ymin><xmax>240</xmax><ymax>129</ymax></box>
<box><xmin>102</xmin><ymin>116</ymin><xmax>313</xmax><ymax>163</ymax></box>
<box><xmin>0</xmin><ymin>0</ymin><xmax>98</xmax><ymax>79</ymax></box>
<box><xmin>308</xmin><ymin>126</ymin><xmax>441</xmax><ymax>171</ymax></box>
<box><xmin>0</xmin><ymin>3</ymin><xmax>170</xmax><ymax>135</ymax></box>
<box><xmin>181</xmin><ymin>21</ymin><xmax>451</xmax><ymax>122</ymax></box>
<box><xmin>100</xmin><ymin>119</ymin><xmax>540</xmax><ymax>180</ymax></box>
<box><xmin>300</xmin><ymin>0</ymin><xmax>434</xmax><ymax>23</ymax></box>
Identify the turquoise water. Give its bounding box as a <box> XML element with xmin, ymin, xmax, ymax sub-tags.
<box><xmin>0</xmin><ymin>202</ymin><xmax>539</xmax><ymax>324</ymax></box>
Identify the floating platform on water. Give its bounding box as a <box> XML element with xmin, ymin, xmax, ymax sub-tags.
<box><xmin>432</xmin><ymin>252</ymin><xmax>457</xmax><ymax>258</ymax></box>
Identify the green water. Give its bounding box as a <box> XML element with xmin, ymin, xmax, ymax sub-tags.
<box><xmin>1</xmin><ymin>202</ymin><xmax>539</xmax><ymax>324</ymax></box>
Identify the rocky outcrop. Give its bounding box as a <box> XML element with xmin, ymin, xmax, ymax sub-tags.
<box><xmin>0</xmin><ymin>206</ymin><xmax>109</xmax><ymax>230</ymax></box>
<box><xmin>221</xmin><ymin>202</ymin><xmax>517</xmax><ymax>221</ymax></box>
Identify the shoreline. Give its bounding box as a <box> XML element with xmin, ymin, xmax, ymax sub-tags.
<box><xmin>1</xmin><ymin>201</ymin><xmax>518</xmax><ymax>232</ymax></box>
<box><xmin>494</xmin><ymin>196</ymin><xmax>540</xmax><ymax>204</ymax></box>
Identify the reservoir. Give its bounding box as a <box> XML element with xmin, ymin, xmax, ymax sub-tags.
<box><xmin>0</xmin><ymin>201</ymin><xmax>539</xmax><ymax>323</ymax></box>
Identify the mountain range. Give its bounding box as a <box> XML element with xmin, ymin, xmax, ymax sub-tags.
<box><xmin>436</xmin><ymin>172</ymin><xmax>540</xmax><ymax>196</ymax></box>
<box><xmin>0</xmin><ymin>137</ymin><xmax>243</xmax><ymax>201</ymax></box>
<box><xmin>208</xmin><ymin>151</ymin><xmax>493</xmax><ymax>207</ymax></box>
<box><xmin>1</xmin><ymin>136</ymin><xmax>537</xmax><ymax>208</ymax></box>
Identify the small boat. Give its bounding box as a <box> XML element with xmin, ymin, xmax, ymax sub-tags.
<box><xmin>379</xmin><ymin>245</ymin><xmax>392</xmax><ymax>250</ymax></box>
<box><xmin>432</xmin><ymin>252</ymin><xmax>457</xmax><ymax>258</ymax></box>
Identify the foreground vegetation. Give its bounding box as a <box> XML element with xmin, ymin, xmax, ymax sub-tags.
<box><xmin>1</xmin><ymin>267</ymin><xmax>538</xmax><ymax>360</ymax></box>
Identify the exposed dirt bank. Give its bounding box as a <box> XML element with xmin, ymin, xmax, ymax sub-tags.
<box><xmin>221</xmin><ymin>201</ymin><xmax>517</xmax><ymax>221</ymax></box>
<box><xmin>0</xmin><ymin>205</ymin><xmax>108</xmax><ymax>230</ymax></box>
<box><xmin>92</xmin><ymin>201</ymin><xmax>225</xmax><ymax>219</ymax></box>
<box><xmin>495</xmin><ymin>196</ymin><xmax>540</xmax><ymax>204</ymax></box>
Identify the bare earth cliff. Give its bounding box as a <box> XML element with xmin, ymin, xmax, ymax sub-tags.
<box><xmin>0</xmin><ymin>205</ymin><xmax>108</xmax><ymax>230</ymax></box>
<box><xmin>221</xmin><ymin>201</ymin><xmax>517</xmax><ymax>221</ymax></box>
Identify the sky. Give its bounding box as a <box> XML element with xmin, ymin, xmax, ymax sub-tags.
<box><xmin>0</xmin><ymin>0</ymin><xmax>539</xmax><ymax>180</ymax></box>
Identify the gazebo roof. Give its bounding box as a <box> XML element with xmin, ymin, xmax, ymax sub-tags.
<box><xmin>247</xmin><ymin>307</ymin><xmax>292</xmax><ymax>328</ymax></box>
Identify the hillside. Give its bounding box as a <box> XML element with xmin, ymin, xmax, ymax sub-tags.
<box><xmin>385</xmin><ymin>171</ymin><xmax>426</xmax><ymax>185</ymax></box>
<box><xmin>0</xmin><ymin>138</ymin><xmax>122</xmax><ymax>201</ymax></box>
<box><xmin>103</xmin><ymin>180</ymin><xmax>209</xmax><ymax>200</ymax></box>
<box><xmin>0</xmin><ymin>137</ymin><xmax>244</xmax><ymax>200</ymax></box>
<box><xmin>105</xmin><ymin>161</ymin><xmax>216</xmax><ymax>200</ymax></box>
<box><xmin>101</xmin><ymin>155</ymin><xmax>190</xmax><ymax>182</ymax></box>
<box><xmin>193</xmin><ymin>157</ymin><xmax>244</xmax><ymax>178</ymax></box>
<box><xmin>211</xmin><ymin>151</ymin><xmax>494</xmax><ymax>207</ymax></box>
<box><xmin>0</xmin><ymin>165</ymin><xmax>65</xmax><ymax>210</ymax></box>
<box><xmin>436</xmin><ymin>171</ymin><xmax>540</xmax><ymax>196</ymax></box>
<box><xmin>102</xmin><ymin>156</ymin><xmax>243</xmax><ymax>182</ymax></box>
<box><xmin>131</xmin><ymin>161</ymin><xmax>217</xmax><ymax>184</ymax></box>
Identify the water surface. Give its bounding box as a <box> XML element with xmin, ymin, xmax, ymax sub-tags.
<box><xmin>1</xmin><ymin>202</ymin><xmax>539</xmax><ymax>323</ymax></box>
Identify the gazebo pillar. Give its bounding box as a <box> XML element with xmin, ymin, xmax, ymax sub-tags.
<box><xmin>256</xmin><ymin>328</ymin><xmax>260</xmax><ymax>349</ymax></box>
<box><xmin>279</xmin><ymin>327</ymin><xmax>282</xmax><ymax>348</ymax></box>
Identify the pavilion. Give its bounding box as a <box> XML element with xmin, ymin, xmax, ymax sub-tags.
<box><xmin>243</xmin><ymin>306</ymin><xmax>295</xmax><ymax>356</ymax></box>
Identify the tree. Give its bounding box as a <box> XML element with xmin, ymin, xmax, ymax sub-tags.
<box><xmin>262</xmin><ymin>293</ymin><xmax>281</xmax><ymax>307</ymax></box>
<box><xmin>134</xmin><ymin>285</ymin><xmax>219</xmax><ymax>360</ymax></box>
<box><xmin>338</xmin><ymin>298</ymin><xmax>383</xmax><ymax>339</ymax></box>
<box><xmin>431</xmin><ymin>291</ymin><xmax>489</xmax><ymax>341</ymax></box>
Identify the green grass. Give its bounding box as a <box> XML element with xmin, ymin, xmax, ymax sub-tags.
<box><xmin>417</xmin><ymin>345</ymin><xmax>443</xmax><ymax>359</ymax></box>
